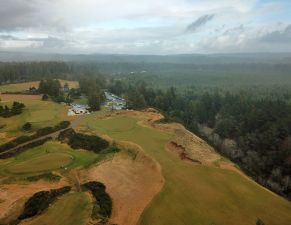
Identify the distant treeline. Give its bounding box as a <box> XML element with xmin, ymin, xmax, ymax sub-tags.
<box><xmin>0</xmin><ymin>62</ymin><xmax>71</xmax><ymax>84</ymax></box>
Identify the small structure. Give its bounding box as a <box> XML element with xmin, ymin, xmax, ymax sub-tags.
<box><xmin>104</xmin><ymin>91</ymin><xmax>126</xmax><ymax>110</ymax></box>
<box><xmin>63</xmin><ymin>83</ymin><xmax>70</xmax><ymax>93</ymax></box>
<box><xmin>68</xmin><ymin>103</ymin><xmax>90</xmax><ymax>116</ymax></box>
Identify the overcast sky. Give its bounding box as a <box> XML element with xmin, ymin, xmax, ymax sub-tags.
<box><xmin>0</xmin><ymin>0</ymin><xmax>291</xmax><ymax>54</ymax></box>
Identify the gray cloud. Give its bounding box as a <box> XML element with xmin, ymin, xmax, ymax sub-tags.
<box><xmin>185</xmin><ymin>14</ymin><xmax>215</xmax><ymax>33</ymax></box>
<box><xmin>0</xmin><ymin>35</ymin><xmax>19</xmax><ymax>40</ymax></box>
<box><xmin>28</xmin><ymin>37</ymin><xmax>67</xmax><ymax>48</ymax></box>
<box><xmin>261</xmin><ymin>25</ymin><xmax>291</xmax><ymax>43</ymax></box>
<box><xmin>0</xmin><ymin>0</ymin><xmax>38</xmax><ymax>30</ymax></box>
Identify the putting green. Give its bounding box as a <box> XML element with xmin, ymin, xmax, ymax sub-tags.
<box><xmin>7</xmin><ymin>153</ymin><xmax>73</xmax><ymax>174</ymax></box>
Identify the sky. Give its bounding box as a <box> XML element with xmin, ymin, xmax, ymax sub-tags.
<box><xmin>0</xmin><ymin>0</ymin><xmax>291</xmax><ymax>54</ymax></box>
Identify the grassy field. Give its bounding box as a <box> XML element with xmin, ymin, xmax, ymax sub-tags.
<box><xmin>0</xmin><ymin>95</ymin><xmax>70</xmax><ymax>143</ymax></box>
<box><xmin>23</xmin><ymin>192</ymin><xmax>92</xmax><ymax>225</ymax></box>
<box><xmin>0</xmin><ymin>80</ymin><xmax>79</xmax><ymax>93</ymax></box>
<box><xmin>0</xmin><ymin>141</ymin><xmax>104</xmax><ymax>177</ymax></box>
<box><xmin>78</xmin><ymin>114</ymin><xmax>291</xmax><ymax>225</ymax></box>
<box><xmin>7</xmin><ymin>153</ymin><xmax>73</xmax><ymax>174</ymax></box>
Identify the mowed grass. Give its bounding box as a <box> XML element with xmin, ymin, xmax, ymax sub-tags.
<box><xmin>0</xmin><ymin>141</ymin><xmax>103</xmax><ymax>176</ymax></box>
<box><xmin>0</xmin><ymin>80</ymin><xmax>79</xmax><ymax>93</ymax></box>
<box><xmin>0</xmin><ymin>95</ymin><xmax>70</xmax><ymax>142</ymax></box>
<box><xmin>23</xmin><ymin>192</ymin><xmax>92</xmax><ymax>225</ymax></box>
<box><xmin>7</xmin><ymin>153</ymin><xmax>73</xmax><ymax>174</ymax></box>
<box><xmin>79</xmin><ymin>115</ymin><xmax>291</xmax><ymax>225</ymax></box>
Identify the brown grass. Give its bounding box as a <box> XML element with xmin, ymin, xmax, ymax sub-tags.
<box><xmin>87</xmin><ymin>140</ymin><xmax>164</xmax><ymax>225</ymax></box>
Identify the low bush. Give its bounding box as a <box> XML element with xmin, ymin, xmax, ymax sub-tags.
<box><xmin>0</xmin><ymin>101</ymin><xmax>25</xmax><ymax>118</ymax></box>
<box><xmin>58</xmin><ymin>128</ymin><xmax>109</xmax><ymax>153</ymax></box>
<box><xmin>18</xmin><ymin>186</ymin><xmax>71</xmax><ymax>220</ymax></box>
<box><xmin>101</xmin><ymin>145</ymin><xmax>120</xmax><ymax>154</ymax></box>
<box><xmin>82</xmin><ymin>181</ymin><xmax>112</xmax><ymax>219</ymax></box>
<box><xmin>58</xmin><ymin>128</ymin><xmax>76</xmax><ymax>142</ymax></box>
<box><xmin>22</xmin><ymin>122</ymin><xmax>32</xmax><ymax>131</ymax></box>
<box><xmin>69</xmin><ymin>133</ymin><xmax>109</xmax><ymax>153</ymax></box>
<box><xmin>26</xmin><ymin>172</ymin><xmax>61</xmax><ymax>182</ymax></box>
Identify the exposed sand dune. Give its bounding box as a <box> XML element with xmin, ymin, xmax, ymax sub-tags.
<box><xmin>88</xmin><ymin>141</ymin><xmax>164</xmax><ymax>225</ymax></box>
<box><xmin>123</xmin><ymin>109</ymin><xmax>220</xmax><ymax>165</ymax></box>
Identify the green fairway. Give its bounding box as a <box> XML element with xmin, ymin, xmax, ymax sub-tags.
<box><xmin>0</xmin><ymin>141</ymin><xmax>105</xmax><ymax>176</ymax></box>
<box><xmin>24</xmin><ymin>192</ymin><xmax>92</xmax><ymax>225</ymax></box>
<box><xmin>7</xmin><ymin>153</ymin><xmax>73</xmax><ymax>174</ymax></box>
<box><xmin>78</xmin><ymin>115</ymin><xmax>291</xmax><ymax>225</ymax></box>
<box><xmin>88</xmin><ymin>116</ymin><xmax>136</xmax><ymax>133</ymax></box>
<box><xmin>0</xmin><ymin>95</ymin><xmax>70</xmax><ymax>141</ymax></box>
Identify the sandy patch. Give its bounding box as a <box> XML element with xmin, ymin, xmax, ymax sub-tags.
<box><xmin>166</xmin><ymin>141</ymin><xmax>202</xmax><ymax>164</ymax></box>
<box><xmin>87</xmin><ymin>141</ymin><xmax>164</xmax><ymax>225</ymax></box>
<box><xmin>0</xmin><ymin>94</ymin><xmax>41</xmax><ymax>102</ymax></box>
<box><xmin>0</xmin><ymin>179</ymin><xmax>68</xmax><ymax>223</ymax></box>
<box><xmin>122</xmin><ymin>109</ymin><xmax>220</xmax><ymax>166</ymax></box>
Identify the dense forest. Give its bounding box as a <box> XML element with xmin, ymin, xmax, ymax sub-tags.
<box><xmin>0</xmin><ymin>62</ymin><xmax>71</xmax><ymax>84</ymax></box>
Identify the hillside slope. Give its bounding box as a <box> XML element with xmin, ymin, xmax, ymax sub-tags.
<box><xmin>78</xmin><ymin>110</ymin><xmax>291</xmax><ymax>225</ymax></box>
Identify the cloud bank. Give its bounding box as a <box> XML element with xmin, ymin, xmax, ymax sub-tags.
<box><xmin>0</xmin><ymin>0</ymin><xmax>291</xmax><ymax>54</ymax></box>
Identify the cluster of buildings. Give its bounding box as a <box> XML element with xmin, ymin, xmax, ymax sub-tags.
<box><xmin>68</xmin><ymin>103</ymin><xmax>89</xmax><ymax>116</ymax></box>
<box><xmin>104</xmin><ymin>91</ymin><xmax>127</xmax><ymax>110</ymax></box>
<box><xmin>67</xmin><ymin>91</ymin><xmax>126</xmax><ymax>116</ymax></box>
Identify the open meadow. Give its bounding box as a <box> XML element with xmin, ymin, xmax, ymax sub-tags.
<box><xmin>0</xmin><ymin>94</ymin><xmax>71</xmax><ymax>144</ymax></box>
<box><xmin>0</xmin><ymin>80</ymin><xmax>79</xmax><ymax>93</ymax></box>
<box><xmin>78</xmin><ymin>113</ymin><xmax>291</xmax><ymax>225</ymax></box>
